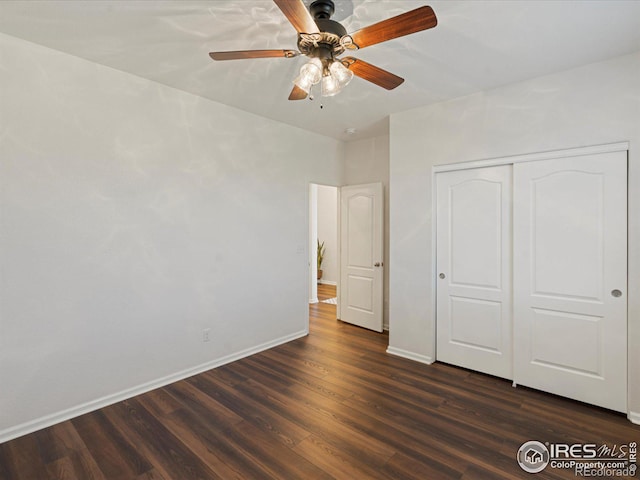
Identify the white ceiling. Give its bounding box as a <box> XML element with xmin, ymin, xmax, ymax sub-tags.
<box><xmin>1</xmin><ymin>0</ymin><xmax>640</xmax><ymax>141</ymax></box>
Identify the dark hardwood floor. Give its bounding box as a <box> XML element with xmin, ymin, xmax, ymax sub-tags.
<box><xmin>1</xmin><ymin>287</ymin><xmax>638</xmax><ymax>479</ymax></box>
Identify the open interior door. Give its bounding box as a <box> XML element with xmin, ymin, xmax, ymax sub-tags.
<box><xmin>339</xmin><ymin>183</ymin><xmax>384</xmax><ymax>332</ymax></box>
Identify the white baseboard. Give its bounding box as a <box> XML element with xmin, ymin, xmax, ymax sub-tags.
<box><xmin>318</xmin><ymin>280</ymin><xmax>337</xmax><ymax>286</ymax></box>
<box><xmin>0</xmin><ymin>329</ymin><xmax>308</xmax><ymax>444</ymax></box>
<box><xmin>386</xmin><ymin>346</ymin><xmax>434</xmax><ymax>365</ymax></box>
<box><xmin>628</xmin><ymin>411</ymin><xmax>640</xmax><ymax>425</ymax></box>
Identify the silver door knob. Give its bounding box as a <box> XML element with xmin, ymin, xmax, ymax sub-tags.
<box><xmin>439</xmin><ymin>273</ymin><xmax>446</xmax><ymax>279</ymax></box>
<box><xmin>611</xmin><ymin>289</ymin><xmax>622</xmax><ymax>297</ymax></box>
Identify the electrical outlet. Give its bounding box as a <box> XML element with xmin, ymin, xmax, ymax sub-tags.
<box><xmin>203</xmin><ymin>328</ymin><xmax>211</xmax><ymax>342</ymax></box>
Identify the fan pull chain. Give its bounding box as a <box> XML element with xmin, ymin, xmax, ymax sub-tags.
<box><xmin>306</xmin><ymin>85</ymin><xmax>322</xmax><ymax>109</ymax></box>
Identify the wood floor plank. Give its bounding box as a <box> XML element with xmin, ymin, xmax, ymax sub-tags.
<box><xmin>45</xmin><ymin>421</ymin><xmax>90</xmax><ymax>454</ymax></box>
<box><xmin>293</xmin><ymin>434</ymin><xmax>392</xmax><ymax>480</ymax></box>
<box><xmin>2</xmin><ymin>299</ymin><xmax>639</xmax><ymax>479</ymax></box>
<box><xmin>221</xmin><ymin>421</ymin><xmax>331</xmax><ymax>480</ymax></box>
<box><xmin>316</xmin><ymin>283</ymin><xmax>336</xmax><ymax>301</ymax></box>
<box><xmin>232</xmin><ymin>378</ymin><xmax>397</xmax><ymax>468</ymax></box>
<box><xmin>134</xmin><ymin>469</ymin><xmax>169</xmax><ymax>480</ymax></box>
<box><xmin>160</xmin><ymin>409</ymin><xmax>271</xmax><ymax>480</ymax></box>
<box><xmin>382</xmin><ymin>451</ymin><xmax>461</xmax><ymax>480</ymax></box>
<box><xmin>245</xmin><ymin>351</ymin><xmax>351</xmax><ymax>403</ymax></box>
<box><xmin>162</xmin><ymin>380</ymin><xmax>243</xmax><ymax>432</ymax></box>
<box><xmin>103</xmin><ymin>399</ymin><xmax>219</xmax><ymax>480</ymax></box>
<box><xmin>0</xmin><ymin>432</ymin><xmax>53</xmax><ymax>479</ymax></box>
<box><xmin>188</xmin><ymin>372</ymin><xmax>312</xmax><ymax>448</ymax></box>
<box><xmin>44</xmin><ymin>450</ymin><xmax>107</xmax><ymax>480</ymax></box>
<box><xmin>71</xmin><ymin>410</ymin><xmax>152</xmax><ymax>478</ymax></box>
<box><xmin>136</xmin><ymin>388</ymin><xmax>183</xmax><ymax>417</ymax></box>
<box><xmin>32</xmin><ymin>426</ymin><xmax>68</xmax><ymax>465</ymax></box>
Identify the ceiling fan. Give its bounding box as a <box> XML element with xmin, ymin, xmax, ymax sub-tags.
<box><xmin>209</xmin><ymin>0</ymin><xmax>437</xmax><ymax>100</ymax></box>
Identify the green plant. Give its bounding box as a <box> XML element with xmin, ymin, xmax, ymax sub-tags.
<box><xmin>317</xmin><ymin>239</ymin><xmax>325</xmax><ymax>271</ymax></box>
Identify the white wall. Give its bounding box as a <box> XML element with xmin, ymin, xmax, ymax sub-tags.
<box><xmin>343</xmin><ymin>135</ymin><xmax>390</xmax><ymax>329</ymax></box>
<box><xmin>0</xmin><ymin>33</ymin><xmax>343</xmax><ymax>441</ymax></box>
<box><xmin>316</xmin><ymin>185</ymin><xmax>338</xmax><ymax>285</ymax></box>
<box><xmin>388</xmin><ymin>51</ymin><xmax>640</xmax><ymax>418</ymax></box>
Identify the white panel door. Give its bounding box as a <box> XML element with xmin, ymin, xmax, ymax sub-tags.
<box><xmin>436</xmin><ymin>166</ymin><xmax>513</xmax><ymax>379</ymax></box>
<box><xmin>513</xmin><ymin>152</ymin><xmax>627</xmax><ymax>412</ymax></box>
<box><xmin>340</xmin><ymin>183</ymin><xmax>384</xmax><ymax>332</ymax></box>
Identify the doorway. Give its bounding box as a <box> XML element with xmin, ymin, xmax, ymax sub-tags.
<box><xmin>308</xmin><ymin>182</ymin><xmax>385</xmax><ymax>333</ymax></box>
<box><xmin>309</xmin><ymin>183</ymin><xmax>338</xmax><ymax>318</ymax></box>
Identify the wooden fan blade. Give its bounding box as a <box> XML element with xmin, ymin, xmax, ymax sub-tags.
<box><xmin>348</xmin><ymin>6</ymin><xmax>437</xmax><ymax>49</ymax></box>
<box><xmin>288</xmin><ymin>84</ymin><xmax>308</xmax><ymax>100</ymax></box>
<box><xmin>209</xmin><ymin>50</ymin><xmax>298</xmax><ymax>61</ymax></box>
<box><xmin>273</xmin><ymin>0</ymin><xmax>320</xmax><ymax>34</ymax></box>
<box><xmin>342</xmin><ymin>57</ymin><xmax>404</xmax><ymax>90</ymax></box>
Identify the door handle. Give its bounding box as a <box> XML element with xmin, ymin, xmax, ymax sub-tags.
<box><xmin>439</xmin><ymin>273</ymin><xmax>446</xmax><ymax>279</ymax></box>
<box><xmin>374</xmin><ymin>262</ymin><xmax>383</xmax><ymax>267</ymax></box>
<box><xmin>611</xmin><ymin>289</ymin><xmax>622</xmax><ymax>297</ymax></box>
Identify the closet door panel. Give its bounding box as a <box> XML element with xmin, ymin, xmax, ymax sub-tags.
<box><xmin>436</xmin><ymin>165</ymin><xmax>513</xmax><ymax>379</ymax></box>
<box><xmin>513</xmin><ymin>151</ymin><xmax>627</xmax><ymax>412</ymax></box>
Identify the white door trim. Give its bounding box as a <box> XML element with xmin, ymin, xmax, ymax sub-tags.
<box><xmin>433</xmin><ymin>141</ymin><xmax>629</xmax><ymax>173</ymax></box>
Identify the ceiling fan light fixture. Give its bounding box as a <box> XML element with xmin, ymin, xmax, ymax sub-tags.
<box><xmin>320</xmin><ymin>59</ymin><xmax>353</xmax><ymax>97</ymax></box>
<box><xmin>329</xmin><ymin>60</ymin><xmax>353</xmax><ymax>88</ymax></box>
<box><xmin>294</xmin><ymin>57</ymin><xmax>323</xmax><ymax>93</ymax></box>
<box><xmin>321</xmin><ymin>70</ymin><xmax>341</xmax><ymax>97</ymax></box>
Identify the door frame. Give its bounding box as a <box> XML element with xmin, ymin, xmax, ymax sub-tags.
<box><xmin>307</xmin><ymin>181</ymin><xmax>385</xmax><ymax>332</ymax></box>
<box><xmin>431</xmin><ymin>141</ymin><xmax>630</xmax><ymax>400</ymax></box>
<box><xmin>307</xmin><ymin>182</ymin><xmax>341</xmax><ymax>326</ymax></box>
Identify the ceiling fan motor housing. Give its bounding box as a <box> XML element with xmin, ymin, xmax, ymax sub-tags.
<box><xmin>297</xmin><ymin>23</ymin><xmax>347</xmax><ymax>63</ymax></box>
<box><xmin>310</xmin><ymin>0</ymin><xmax>335</xmax><ymax>20</ymax></box>
<box><xmin>298</xmin><ymin>1</ymin><xmax>348</xmax><ymax>61</ymax></box>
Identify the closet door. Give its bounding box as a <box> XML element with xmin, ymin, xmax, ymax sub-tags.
<box><xmin>436</xmin><ymin>166</ymin><xmax>513</xmax><ymax>379</ymax></box>
<box><xmin>513</xmin><ymin>152</ymin><xmax>627</xmax><ymax>412</ymax></box>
